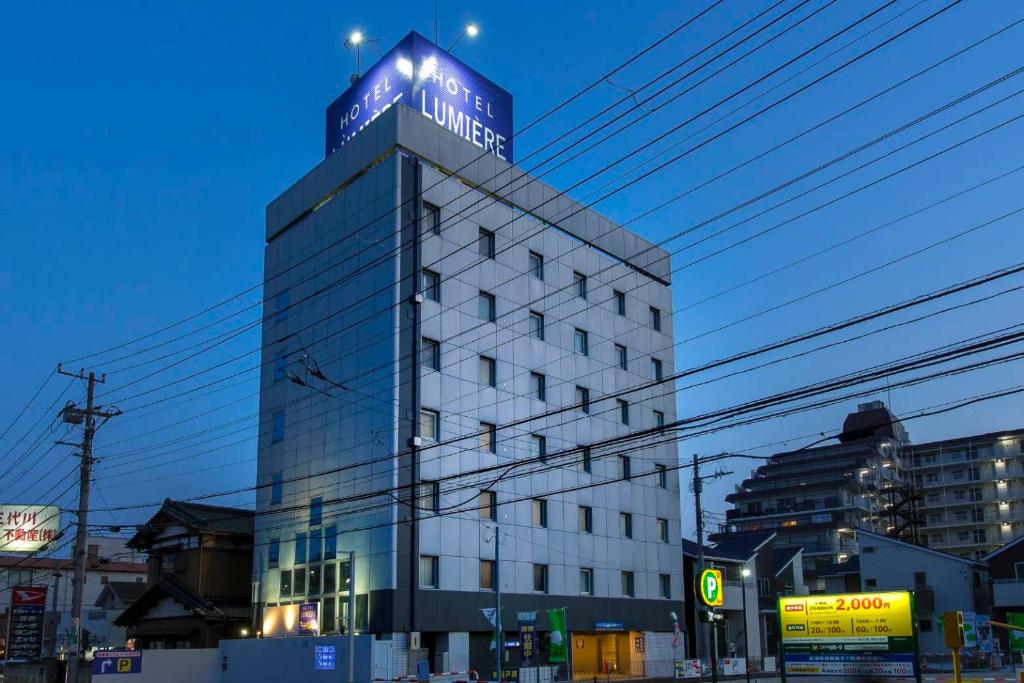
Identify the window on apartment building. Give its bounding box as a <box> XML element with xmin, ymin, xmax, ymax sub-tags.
<box><xmin>423</xmin><ymin>202</ymin><xmax>441</xmax><ymax>235</ymax></box>
<box><xmin>421</xmin><ymin>269</ymin><xmax>440</xmax><ymax>302</ymax></box>
<box><xmin>295</xmin><ymin>532</ymin><xmax>308</xmax><ymax>565</ymax></box>
<box><xmin>274</xmin><ymin>290</ymin><xmax>290</xmax><ymax>325</ymax></box>
<box><xmin>656</xmin><ymin>464</ymin><xmax>668</xmax><ymax>488</ymax></box>
<box><xmin>269</xmin><ymin>539</ymin><xmax>280</xmax><ymax>567</ymax></box>
<box><xmin>614</xmin><ymin>290</ymin><xmax>626</xmax><ymax>316</ymax></box>
<box><xmin>274</xmin><ymin>350</ymin><xmax>289</xmax><ymax>383</ymax></box>
<box><xmin>660</xmin><ymin>574</ymin><xmax>672</xmax><ymax>599</ymax></box>
<box><xmin>954</xmin><ymin>490</ymin><xmax>966</xmax><ymax>501</ymax></box>
<box><xmin>529</xmin><ymin>311</ymin><xmax>545</xmax><ymax>340</ymax></box>
<box><xmin>310</xmin><ymin>497</ymin><xmax>323</xmax><ymax>526</ymax></box>
<box><xmin>930</xmin><ymin>533</ymin><xmax>944</xmax><ymax>546</ymax></box>
<box><xmin>479</xmin><ymin>228</ymin><xmax>496</xmax><ymax>259</ymax></box>
<box><xmin>421</xmin><ymin>338</ymin><xmax>441</xmax><ymax>371</ymax></box>
<box><xmin>574</xmin><ymin>328</ymin><xmax>589</xmax><ymax>356</ymax></box>
<box><xmin>532</xmin><ymin>499</ymin><xmax>548</xmax><ymax>528</ymax></box>
<box><xmin>479</xmin><ymin>355</ymin><xmax>497</xmax><ymax>387</ymax></box>
<box><xmin>420</xmin><ymin>481</ymin><xmax>440</xmax><ymax>514</ymax></box>
<box><xmin>580</xmin><ymin>568</ymin><xmax>594</xmax><ymax>595</ymax></box>
<box><xmin>652</xmin><ymin>358</ymin><xmax>663</xmax><ymax>382</ymax></box>
<box><xmin>618</xmin><ymin>399</ymin><xmax>630</xmax><ymax>425</ymax></box>
<box><xmin>271</xmin><ymin>411</ymin><xmax>285</xmax><ymax>443</ymax></box>
<box><xmin>419</xmin><ymin>555</ymin><xmax>439</xmax><ymax>589</ymax></box>
<box><xmin>958</xmin><ymin>531</ymin><xmax>970</xmax><ymax>543</ymax></box>
<box><xmin>280</xmin><ymin>569</ymin><xmax>292</xmax><ymax>597</ymax></box>
<box><xmin>926</xmin><ymin>472</ymin><xmax>939</xmax><ymax>483</ymax></box>
<box><xmin>622</xmin><ymin>571</ymin><xmax>635</xmax><ymax>597</ymax></box>
<box><xmin>574</xmin><ymin>272</ymin><xmax>587</xmax><ymax>299</ymax></box>
<box><xmin>530</xmin><ymin>372</ymin><xmax>546</xmax><ymax>401</ymax></box>
<box><xmin>480</xmin><ymin>422</ymin><xmax>497</xmax><ymax>454</ymax></box>
<box><xmin>533</xmin><ymin>564</ymin><xmax>549</xmax><ymax>593</ymax></box>
<box><xmin>581</xmin><ymin>446</ymin><xmax>592</xmax><ymax>473</ymax></box>
<box><xmin>615</xmin><ymin>344</ymin><xmax>627</xmax><ymax>370</ymax></box>
<box><xmin>576</xmin><ymin>386</ymin><xmax>590</xmax><ymax>414</ymax></box>
<box><xmin>620</xmin><ymin>512</ymin><xmax>633</xmax><ymax>539</ymax></box>
<box><xmin>270</xmin><ymin>472</ymin><xmax>283</xmax><ymax>505</ymax></box>
<box><xmin>528</xmin><ymin>251</ymin><xmax>544</xmax><ymax>281</ymax></box>
<box><xmin>650</xmin><ymin>306</ymin><xmax>662</xmax><ymax>332</ymax></box>
<box><xmin>480</xmin><ymin>560</ymin><xmax>495</xmax><ymax>591</ymax></box>
<box><xmin>480</xmin><ymin>490</ymin><xmax>497</xmax><ymax>521</ymax></box>
<box><xmin>952</xmin><ymin>470</ymin><xmax>965</xmax><ymax>481</ymax></box>
<box><xmin>325</xmin><ymin>526</ymin><xmax>337</xmax><ymax>560</ymax></box>
<box><xmin>579</xmin><ymin>506</ymin><xmax>593</xmax><ymax>533</ymax></box>
<box><xmin>654</xmin><ymin>410</ymin><xmax>665</xmax><ymax>428</ymax></box>
<box><xmin>974</xmin><ymin>529</ymin><xmax>987</xmax><ymax>544</ymax></box>
<box><xmin>620</xmin><ymin>455</ymin><xmax>631</xmax><ymax>480</ymax></box>
<box><xmin>972</xmin><ymin>508</ymin><xmax>985</xmax><ymax>522</ymax></box>
<box><xmin>479</xmin><ymin>291</ymin><xmax>496</xmax><ymax>322</ymax></box>
<box><xmin>531</xmin><ymin>434</ymin><xmax>547</xmax><ymax>461</ymax></box>
<box><xmin>969</xmin><ymin>467</ymin><xmax>981</xmax><ymax>481</ymax></box>
<box><xmin>308</xmin><ymin>564</ymin><xmax>321</xmax><ymax>596</ymax></box>
<box><xmin>420</xmin><ymin>408</ymin><xmax>440</xmax><ymax>440</ymax></box>
<box><xmin>657</xmin><ymin>518</ymin><xmax>669</xmax><ymax>543</ymax></box>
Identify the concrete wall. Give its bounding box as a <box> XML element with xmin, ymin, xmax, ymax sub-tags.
<box><xmin>221</xmin><ymin>635</ymin><xmax>374</xmax><ymax>683</ymax></box>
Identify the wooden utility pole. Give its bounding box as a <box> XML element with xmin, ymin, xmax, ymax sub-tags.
<box><xmin>57</xmin><ymin>365</ymin><xmax>118</xmax><ymax>683</ymax></box>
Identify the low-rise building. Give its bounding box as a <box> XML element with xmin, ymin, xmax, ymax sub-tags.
<box><xmin>983</xmin><ymin>533</ymin><xmax>1024</xmax><ymax>653</ymax></box>
<box><xmin>116</xmin><ymin>499</ymin><xmax>254</xmax><ymax>648</ymax></box>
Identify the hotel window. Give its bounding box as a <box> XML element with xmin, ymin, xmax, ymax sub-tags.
<box><xmin>580</xmin><ymin>568</ymin><xmax>594</xmax><ymax>595</ymax></box>
<box><xmin>574</xmin><ymin>272</ymin><xmax>587</xmax><ymax>299</ymax></box>
<box><xmin>618</xmin><ymin>399</ymin><xmax>630</xmax><ymax>425</ymax></box>
<box><xmin>654</xmin><ymin>410</ymin><xmax>665</xmax><ymax>428</ymax></box>
<box><xmin>308</xmin><ymin>564</ymin><xmax>321</xmax><ymax>596</ymax></box>
<box><xmin>579</xmin><ymin>506</ymin><xmax>593</xmax><ymax>533</ymax></box>
<box><xmin>480</xmin><ymin>355</ymin><xmax>497</xmax><ymax>387</ymax></box>
<box><xmin>974</xmin><ymin>528</ymin><xmax>987</xmax><ymax>544</ymax></box>
<box><xmin>324</xmin><ymin>526</ymin><xmax>337</xmax><ymax>560</ymax></box>
<box><xmin>615</xmin><ymin>344</ymin><xmax>627</xmax><ymax>370</ymax></box>
<box><xmin>650</xmin><ymin>306</ymin><xmax>662</xmax><ymax>332</ymax></box>
<box><xmin>528</xmin><ymin>251</ymin><xmax>544</xmax><ymax>281</ymax></box>
<box><xmin>660</xmin><ymin>574</ymin><xmax>672</xmax><ymax>599</ymax></box>
<box><xmin>576</xmin><ymin>386</ymin><xmax>590</xmax><ymax>414</ymax></box>
<box><xmin>574</xmin><ymin>328</ymin><xmax>589</xmax><ymax>356</ymax></box>
<box><xmin>532</xmin><ymin>499</ymin><xmax>548</xmax><ymax>528</ymax></box>
<box><xmin>274</xmin><ymin>290</ymin><xmax>290</xmax><ymax>325</ymax></box>
<box><xmin>531</xmin><ymin>434</ymin><xmax>547</xmax><ymax>461</ymax></box>
<box><xmin>323</xmin><ymin>597</ymin><xmax>336</xmax><ymax>633</ymax></box>
<box><xmin>480</xmin><ymin>560</ymin><xmax>495</xmax><ymax>591</ymax></box>
<box><xmin>480</xmin><ymin>422</ymin><xmax>497</xmax><ymax>454</ymax></box>
<box><xmin>424</xmin><ymin>202</ymin><xmax>441</xmax><ymax>235</ymax></box>
<box><xmin>533</xmin><ymin>564</ymin><xmax>549</xmax><ymax>593</ymax></box>
<box><xmin>421</xmin><ymin>338</ymin><xmax>441</xmax><ymax>371</ymax></box>
<box><xmin>620</xmin><ymin>512</ymin><xmax>633</xmax><ymax>539</ymax></box>
<box><xmin>420</xmin><ymin>408</ymin><xmax>440</xmax><ymax>440</ymax></box>
<box><xmin>269</xmin><ymin>539</ymin><xmax>280</xmax><ymax>568</ymax></box>
<box><xmin>279</xmin><ymin>569</ymin><xmax>292</xmax><ymax>597</ymax></box>
<box><xmin>652</xmin><ymin>358</ymin><xmax>663</xmax><ymax>381</ymax></box>
<box><xmin>530</xmin><ymin>372</ymin><xmax>546</xmax><ymax>401</ymax></box>
<box><xmin>274</xmin><ymin>350</ymin><xmax>289</xmax><ymax>383</ymax></box>
<box><xmin>479</xmin><ymin>291</ymin><xmax>496</xmax><ymax>322</ymax></box>
<box><xmin>310</xmin><ymin>497</ymin><xmax>323</xmax><ymax>526</ymax></box>
<box><xmin>620</xmin><ymin>455</ymin><xmax>631</xmax><ymax>480</ymax></box>
<box><xmin>656</xmin><ymin>464</ymin><xmax>668</xmax><ymax>488</ymax></box>
<box><xmin>614</xmin><ymin>290</ymin><xmax>626</xmax><ymax>316</ymax></box>
<box><xmin>295</xmin><ymin>532</ymin><xmax>308</xmax><ymax>564</ymax></box>
<box><xmin>270</xmin><ymin>471</ymin><xmax>283</xmax><ymax>505</ymax></box>
<box><xmin>420</xmin><ymin>481</ymin><xmax>440</xmax><ymax>514</ymax></box>
<box><xmin>621</xmin><ymin>571</ymin><xmax>635</xmax><ymax>597</ymax></box>
<box><xmin>271</xmin><ymin>411</ymin><xmax>285</xmax><ymax>443</ymax></box>
<box><xmin>294</xmin><ymin>569</ymin><xmax>306</xmax><ymax>597</ymax></box>
<box><xmin>657</xmin><ymin>518</ymin><xmax>669</xmax><ymax>543</ymax></box>
<box><xmin>421</xmin><ymin>269</ymin><xmax>440</xmax><ymax>302</ymax></box>
<box><xmin>581</xmin><ymin>446</ymin><xmax>592</xmax><ymax>473</ymax></box>
<box><xmin>529</xmin><ymin>311</ymin><xmax>545</xmax><ymax>340</ymax></box>
<box><xmin>480</xmin><ymin>490</ymin><xmax>497</xmax><ymax>521</ymax></box>
<box><xmin>479</xmin><ymin>228</ymin><xmax>495</xmax><ymax>259</ymax></box>
<box><xmin>419</xmin><ymin>555</ymin><xmax>439</xmax><ymax>589</ymax></box>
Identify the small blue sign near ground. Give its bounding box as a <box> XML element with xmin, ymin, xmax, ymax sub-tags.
<box><xmin>315</xmin><ymin>644</ymin><xmax>336</xmax><ymax>671</ymax></box>
<box><xmin>595</xmin><ymin>621</ymin><xmax>624</xmax><ymax>631</ymax></box>
<box><xmin>92</xmin><ymin>650</ymin><xmax>142</xmax><ymax>675</ymax></box>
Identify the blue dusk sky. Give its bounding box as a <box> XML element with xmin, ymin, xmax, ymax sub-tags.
<box><xmin>1</xmin><ymin>0</ymin><xmax>1022</xmax><ymax>538</ymax></box>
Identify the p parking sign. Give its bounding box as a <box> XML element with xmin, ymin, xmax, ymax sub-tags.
<box><xmin>699</xmin><ymin>569</ymin><xmax>724</xmax><ymax>607</ymax></box>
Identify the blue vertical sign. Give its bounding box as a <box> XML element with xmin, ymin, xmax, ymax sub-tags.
<box><xmin>315</xmin><ymin>645</ymin><xmax>336</xmax><ymax>671</ymax></box>
<box><xmin>325</xmin><ymin>31</ymin><xmax>513</xmax><ymax>162</ymax></box>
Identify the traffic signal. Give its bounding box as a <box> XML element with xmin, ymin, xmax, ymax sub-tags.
<box><xmin>943</xmin><ymin>611</ymin><xmax>964</xmax><ymax>648</ymax></box>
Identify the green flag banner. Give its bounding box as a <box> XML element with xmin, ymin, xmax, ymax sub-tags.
<box><xmin>547</xmin><ymin>608</ymin><xmax>568</xmax><ymax>663</ymax></box>
<box><xmin>1009</xmin><ymin>613</ymin><xmax>1024</xmax><ymax>652</ymax></box>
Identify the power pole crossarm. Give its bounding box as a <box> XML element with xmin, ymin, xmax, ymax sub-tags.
<box><xmin>56</xmin><ymin>366</ymin><xmax>118</xmax><ymax>683</ymax></box>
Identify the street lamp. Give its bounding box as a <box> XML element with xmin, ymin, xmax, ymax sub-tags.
<box><xmin>344</xmin><ymin>30</ymin><xmax>365</xmax><ymax>82</ymax></box>
<box><xmin>448</xmin><ymin>23</ymin><xmax>479</xmax><ymax>53</ymax></box>
<box><xmin>740</xmin><ymin>568</ymin><xmax>752</xmax><ymax>683</ymax></box>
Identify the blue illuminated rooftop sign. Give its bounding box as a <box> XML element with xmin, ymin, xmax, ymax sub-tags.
<box><xmin>325</xmin><ymin>31</ymin><xmax>513</xmax><ymax>163</ymax></box>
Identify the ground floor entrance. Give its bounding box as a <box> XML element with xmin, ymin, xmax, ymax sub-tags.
<box><xmin>571</xmin><ymin>631</ymin><xmax>646</xmax><ymax>676</ymax></box>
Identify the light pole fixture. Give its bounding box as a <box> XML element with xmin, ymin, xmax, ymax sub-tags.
<box><xmin>448</xmin><ymin>23</ymin><xmax>479</xmax><ymax>53</ymax></box>
<box><xmin>740</xmin><ymin>568</ymin><xmax>752</xmax><ymax>683</ymax></box>
<box><xmin>344</xmin><ymin>30</ymin><xmax>365</xmax><ymax>83</ymax></box>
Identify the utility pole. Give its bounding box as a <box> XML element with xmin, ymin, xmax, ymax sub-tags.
<box><xmin>693</xmin><ymin>454</ymin><xmax>732</xmax><ymax>683</ymax></box>
<box><xmin>57</xmin><ymin>365</ymin><xmax>118</xmax><ymax>683</ymax></box>
<box><xmin>494</xmin><ymin>521</ymin><xmax>503</xmax><ymax>683</ymax></box>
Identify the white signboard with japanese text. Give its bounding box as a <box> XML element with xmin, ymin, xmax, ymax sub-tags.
<box><xmin>0</xmin><ymin>505</ymin><xmax>61</xmax><ymax>553</ymax></box>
